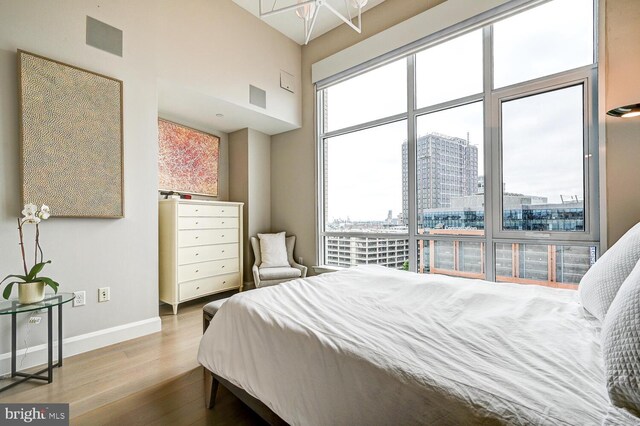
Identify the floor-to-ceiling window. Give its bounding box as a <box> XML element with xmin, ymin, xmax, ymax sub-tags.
<box><xmin>317</xmin><ymin>0</ymin><xmax>598</xmax><ymax>289</ymax></box>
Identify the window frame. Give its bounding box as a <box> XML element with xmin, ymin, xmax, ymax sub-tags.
<box><xmin>491</xmin><ymin>68</ymin><xmax>599</xmax><ymax>243</ymax></box>
<box><xmin>315</xmin><ymin>0</ymin><xmax>600</xmax><ymax>281</ymax></box>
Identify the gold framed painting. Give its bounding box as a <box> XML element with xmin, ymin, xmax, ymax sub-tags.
<box><xmin>18</xmin><ymin>50</ymin><xmax>124</xmax><ymax>218</ymax></box>
<box><xmin>158</xmin><ymin>119</ymin><xmax>220</xmax><ymax>197</ymax></box>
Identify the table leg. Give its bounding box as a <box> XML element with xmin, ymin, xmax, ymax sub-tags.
<box><xmin>11</xmin><ymin>313</ymin><xmax>16</xmax><ymax>377</ymax></box>
<box><xmin>58</xmin><ymin>304</ymin><xmax>63</xmax><ymax>367</ymax></box>
<box><xmin>47</xmin><ymin>307</ymin><xmax>53</xmax><ymax>383</ymax></box>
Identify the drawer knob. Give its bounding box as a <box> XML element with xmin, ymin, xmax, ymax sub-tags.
<box><xmin>195</xmin><ymin>253</ymin><xmax>199</xmax><ymax>256</ymax></box>
<box><xmin>221</xmin><ymin>250</ymin><xmax>225</xmax><ymax>253</ymax></box>
<box><xmin>222</xmin><ymin>221</ymin><xmax>225</xmax><ymax>224</ymax></box>
<box><xmin>195</xmin><ymin>209</ymin><xmax>199</xmax><ymax>212</ymax></box>
<box><xmin>223</xmin><ymin>281</ymin><xmax>226</xmax><ymax>284</ymax></box>
<box><xmin>195</xmin><ymin>236</ymin><xmax>199</xmax><ymax>239</ymax></box>
<box><xmin>222</xmin><ymin>266</ymin><xmax>225</xmax><ymax>269</ymax></box>
<box><xmin>195</xmin><ymin>221</ymin><xmax>199</xmax><ymax>224</ymax></box>
<box><xmin>196</xmin><ymin>286</ymin><xmax>200</xmax><ymax>290</ymax></box>
<box><xmin>221</xmin><ymin>210</ymin><xmax>225</xmax><ymax>212</ymax></box>
<box><xmin>221</xmin><ymin>235</ymin><xmax>225</xmax><ymax>238</ymax></box>
<box><xmin>195</xmin><ymin>269</ymin><xmax>199</xmax><ymax>273</ymax></box>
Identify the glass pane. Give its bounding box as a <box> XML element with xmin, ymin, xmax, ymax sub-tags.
<box><xmin>325</xmin><ymin>120</ymin><xmax>407</xmax><ymax>233</ymax></box>
<box><xmin>501</xmin><ymin>85</ymin><xmax>585</xmax><ymax>232</ymax></box>
<box><xmin>417</xmin><ymin>239</ymin><xmax>485</xmax><ymax>279</ymax></box>
<box><xmin>323</xmin><ymin>58</ymin><xmax>407</xmax><ymax>132</ymax></box>
<box><xmin>325</xmin><ymin>236</ymin><xmax>409</xmax><ymax>269</ymax></box>
<box><xmin>493</xmin><ymin>0</ymin><xmax>594</xmax><ymax>88</ymax></box>
<box><xmin>416</xmin><ymin>30</ymin><xmax>483</xmax><ymax>108</ymax></box>
<box><xmin>459</xmin><ymin>241</ymin><xmax>484</xmax><ymax>274</ymax></box>
<box><xmin>413</xmin><ymin>102</ymin><xmax>484</xmax><ymax>236</ymax></box>
<box><xmin>495</xmin><ymin>243</ymin><xmax>596</xmax><ymax>289</ymax></box>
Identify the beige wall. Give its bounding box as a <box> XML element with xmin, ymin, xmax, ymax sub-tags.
<box><xmin>230</xmin><ymin>129</ymin><xmax>251</xmax><ymax>280</ymax></box>
<box><xmin>270</xmin><ymin>0</ymin><xmax>451</xmax><ymax>269</ymax></box>
<box><xmin>0</xmin><ymin>0</ymin><xmax>296</xmax><ymax>370</ymax></box>
<box><xmin>604</xmin><ymin>0</ymin><xmax>640</xmax><ymax>246</ymax></box>
<box><xmin>0</xmin><ymin>0</ymin><xmax>161</xmax><ymax>364</ymax></box>
<box><xmin>248</xmin><ymin>129</ymin><xmax>272</xmax><ymax>241</ymax></box>
<box><xmin>272</xmin><ymin>0</ymin><xmax>640</xmax><ymax>269</ymax></box>
<box><xmin>156</xmin><ymin>0</ymin><xmax>301</xmax><ymax>129</ymax></box>
<box><xmin>229</xmin><ymin>128</ymin><xmax>272</xmax><ymax>283</ymax></box>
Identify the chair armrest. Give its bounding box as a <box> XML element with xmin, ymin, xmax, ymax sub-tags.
<box><xmin>291</xmin><ymin>262</ymin><xmax>308</xmax><ymax>278</ymax></box>
<box><xmin>252</xmin><ymin>264</ymin><xmax>261</xmax><ymax>288</ymax></box>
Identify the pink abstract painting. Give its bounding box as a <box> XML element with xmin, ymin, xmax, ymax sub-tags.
<box><xmin>158</xmin><ymin>119</ymin><xmax>220</xmax><ymax>196</ymax></box>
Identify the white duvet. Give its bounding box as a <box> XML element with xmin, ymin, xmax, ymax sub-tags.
<box><xmin>198</xmin><ymin>265</ymin><xmax>640</xmax><ymax>425</ymax></box>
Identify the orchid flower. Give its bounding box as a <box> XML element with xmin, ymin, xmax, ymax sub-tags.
<box><xmin>21</xmin><ymin>203</ymin><xmax>37</xmax><ymax>217</ymax></box>
<box><xmin>38</xmin><ymin>205</ymin><xmax>51</xmax><ymax>220</ymax></box>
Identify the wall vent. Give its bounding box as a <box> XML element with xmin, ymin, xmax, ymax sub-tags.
<box><xmin>249</xmin><ymin>85</ymin><xmax>267</xmax><ymax>109</ymax></box>
<box><xmin>86</xmin><ymin>16</ymin><xmax>123</xmax><ymax>57</ymax></box>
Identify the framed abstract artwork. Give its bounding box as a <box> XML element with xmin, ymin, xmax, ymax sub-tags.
<box><xmin>158</xmin><ymin>119</ymin><xmax>220</xmax><ymax>197</ymax></box>
<box><xmin>18</xmin><ymin>50</ymin><xmax>124</xmax><ymax>218</ymax></box>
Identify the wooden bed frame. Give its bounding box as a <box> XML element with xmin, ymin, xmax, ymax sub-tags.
<box><xmin>203</xmin><ymin>311</ymin><xmax>288</xmax><ymax>425</ymax></box>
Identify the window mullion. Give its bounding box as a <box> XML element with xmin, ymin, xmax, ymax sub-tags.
<box><xmin>407</xmin><ymin>55</ymin><xmax>418</xmax><ymax>273</ymax></box>
<box><xmin>483</xmin><ymin>25</ymin><xmax>496</xmax><ymax>281</ymax></box>
<box><xmin>315</xmin><ymin>87</ymin><xmax>325</xmax><ymax>265</ymax></box>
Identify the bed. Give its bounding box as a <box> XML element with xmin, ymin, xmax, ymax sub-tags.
<box><xmin>197</xmin><ymin>265</ymin><xmax>639</xmax><ymax>425</ymax></box>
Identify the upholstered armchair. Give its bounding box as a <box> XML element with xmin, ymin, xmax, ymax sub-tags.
<box><xmin>251</xmin><ymin>235</ymin><xmax>307</xmax><ymax>288</ymax></box>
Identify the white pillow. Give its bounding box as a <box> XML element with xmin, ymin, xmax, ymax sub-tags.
<box><xmin>258</xmin><ymin>232</ymin><xmax>290</xmax><ymax>268</ymax></box>
<box><xmin>602</xmin><ymin>259</ymin><xmax>640</xmax><ymax>416</ymax></box>
<box><xmin>579</xmin><ymin>222</ymin><xmax>640</xmax><ymax>321</ymax></box>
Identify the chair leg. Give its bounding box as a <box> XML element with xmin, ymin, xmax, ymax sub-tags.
<box><xmin>205</xmin><ymin>371</ymin><xmax>219</xmax><ymax>409</ymax></box>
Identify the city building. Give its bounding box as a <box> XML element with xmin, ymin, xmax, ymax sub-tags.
<box><xmin>325</xmin><ymin>235</ymin><xmax>410</xmax><ymax>269</ymax></box>
<box><xmin>402</xmin><ymin>132</ymin><xmax>479</xmax><ymax>227</ymax></box>
<box><xmin>422</xmin><ymin>195</ymin><xmax>583</xmax><ymax>232</ymax></box>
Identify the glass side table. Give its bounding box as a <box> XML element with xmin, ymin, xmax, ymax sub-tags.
<box><xmin>0</xmin><ymin>293</ymin><xmax>75</xmax><ymax>393</ymax></box>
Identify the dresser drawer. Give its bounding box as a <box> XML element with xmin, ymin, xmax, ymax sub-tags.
<box><xmin>178</xmin><ymin>243</ymin><xmax>238</xmax><ymax>265</ymax></box>
<box><xmin>178</xmin><ymin>258</ymin><xmax>239</xmax><ymax>282</ymax></box>
<box><xmin>178</xmin><ymin>204</ymin><xmax>238</xmax><ymax>218</ymax></box>
<box><xmin>178</xmin><ymin>217</ymin><xmax>239</xmax><ymax>230</ymax></box>
<box><xmin>178</xmin><ymin>229</ymin><xmax>238</xmax><ymax>247</ymax></box>
<box><xmin>179</xmin><ymin>273</ymin><xmax>240</xmax><ymax>301</ymax></box>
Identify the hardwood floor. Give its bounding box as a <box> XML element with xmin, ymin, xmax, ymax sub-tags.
<box><xmin>0</xmin><ymin>294</ymin><xmax>266</xmax><ymax>425</ymax></box>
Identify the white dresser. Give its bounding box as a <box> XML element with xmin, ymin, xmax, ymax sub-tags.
<box><xmin>159</xmin><ymin>199</ymin><xmax>244</xmax><ymax>314</ymax></box>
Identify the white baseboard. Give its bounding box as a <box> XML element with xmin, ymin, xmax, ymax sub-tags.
<box><xmin>0</xmin><ymin>316</ymin><xmax>161</xmax><ymax>376</ymax></box>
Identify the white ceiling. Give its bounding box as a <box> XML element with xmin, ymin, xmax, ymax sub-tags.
<box><xmin>233</xmin><ymin>0</ymin><xmax>386</xmax><ymax>45</ymax></box>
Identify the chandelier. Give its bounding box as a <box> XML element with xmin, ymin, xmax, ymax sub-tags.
<box><xmin>259</xmin><ymin>0</ymin><xmax>369</xmax><ymax>45</ymax></box>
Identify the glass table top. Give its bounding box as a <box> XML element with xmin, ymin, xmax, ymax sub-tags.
<box><xmin>0</xmin><ymin>293</ymin><xmax>75</xmax><ymax>315</ymax></box>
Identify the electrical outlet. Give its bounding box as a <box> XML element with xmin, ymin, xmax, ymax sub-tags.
<box><xmin>98</xmin><ymin>287</ymin><xmax>110</xmax><ymax>303</ymax></box>
<box><xmin>298</xmin><ymin>256</ymin><xmax>303</xmax><ymax>264</ymax></box>
<box><xmin>73</xmin><ymin>291</ymin><xmax>86</xmax><ymax>307</ymax></box>
<box><xmin>28</xmin><ymin>316</ymin><xmax>41</xmax><ymax>325</ymax></box>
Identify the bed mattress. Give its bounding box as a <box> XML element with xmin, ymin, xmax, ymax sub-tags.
<box><xmin>198</xmin><ymin>265</ymin><xmax>639</xmax><ymax>425</ymax></box>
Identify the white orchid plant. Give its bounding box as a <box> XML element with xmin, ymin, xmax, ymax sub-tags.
<box><xmin>1</xmin><ymin>203</ymin><xmax>59</xmax><ymax>299</ymax></box>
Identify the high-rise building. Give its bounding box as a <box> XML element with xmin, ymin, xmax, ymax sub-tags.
<box><xmin>402</xmin><ymin>133</ymin><xmax>479</xmax><ymax>226</ymax></box>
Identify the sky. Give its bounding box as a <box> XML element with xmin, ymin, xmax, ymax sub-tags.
<box><xmin>324</xmin><ymin>0</ymin><xmax>594</xmax><ymax>224</ymax></box>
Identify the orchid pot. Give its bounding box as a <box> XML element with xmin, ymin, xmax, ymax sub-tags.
<box><xmin>18</xmin><ymin>281</ymin><xmax>45</xmax><ymax>304</ymax></box>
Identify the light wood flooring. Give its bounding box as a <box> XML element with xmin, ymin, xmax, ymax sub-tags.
<box><xmin>0</xmin><ymin>293</ymin><xmax>266</xmax><ymax>425</ymax></box>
